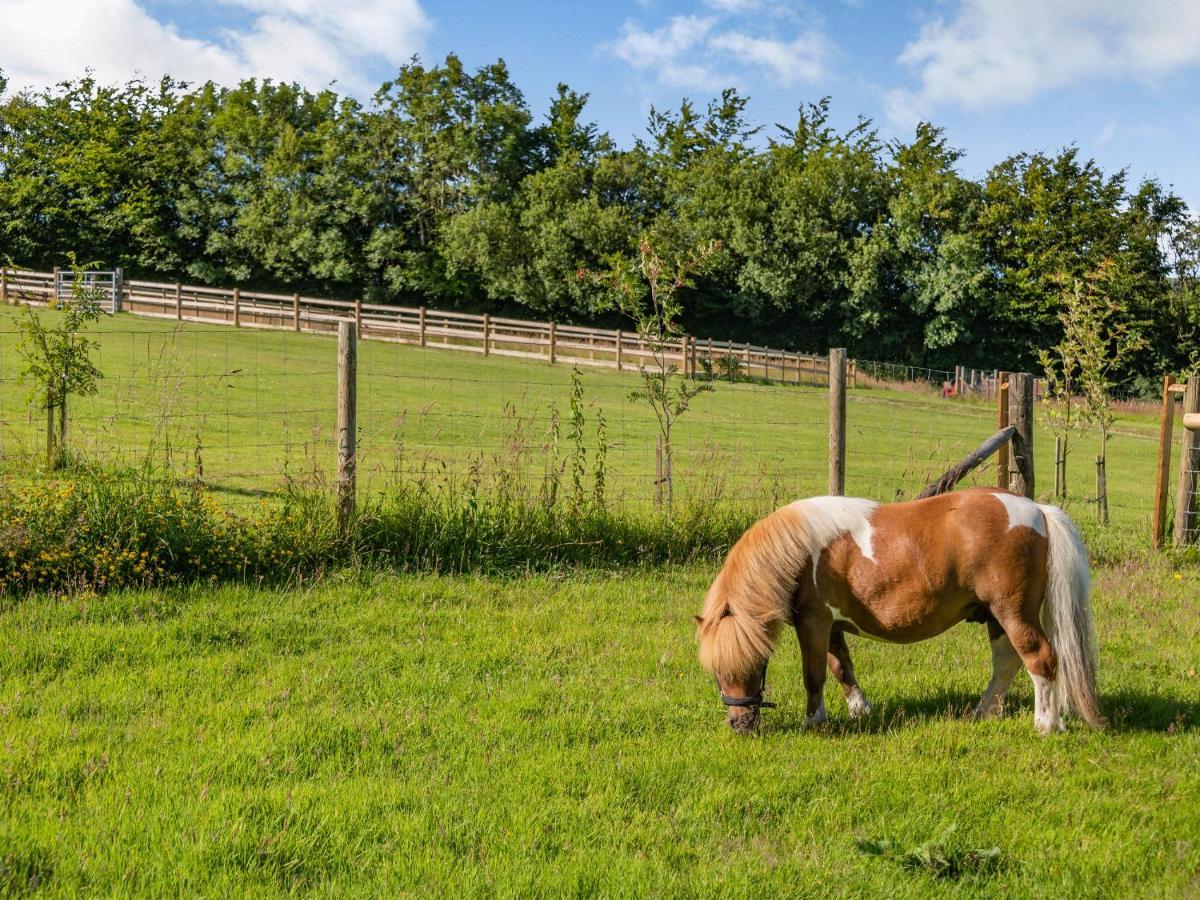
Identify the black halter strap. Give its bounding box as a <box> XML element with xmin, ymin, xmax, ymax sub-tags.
<box><xmin>718</xmin><ymin>663</ymin><xmax>777</xmax><ymax>709</ymax></box>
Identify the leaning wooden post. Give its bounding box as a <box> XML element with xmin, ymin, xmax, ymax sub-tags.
<box><xmin>174</xmin><ymin>282</ymin><xmax>182</xmax><ymax>321</ymax></box>
<box><xmin>482</xmin><ymin>313</ymin><xmax>491</xmax><ymax>357</ymax></box>
<box><xmin>1174</xmin><ymin>375</ymin><xmax>1200</xmax><ymax>546</ymax></box>
<box><xmin>1095</xmin><ymin>455</ymin><xmax>1108</xmax><ymax>525</ymax></box>
<box><xmin>1152</xmin><ymin>375</ymin><xmax>1177</xmax><ymax>549</ymax></box>
<box><xmin>829</xmin><ymin>348</ymin><xmax>847</xmax><ymax>496</ymax></box>
<box><xmin>232</xmin><ymin>287</ymin><xmax>241</xmax><ymax>327</ymax></box>
<box><xmin>1007</xmin><ymin>372</ymin><xmax>1035</xmax><ymax>499</ymax></box>
<box><xmin>293</xmin><ymin>293</ymin><xmax>301</xmax><ymax>332</ymax></box>
<box><xmin>548</xmin><ymin>322</ymin><xmax>557</xmax><ymax>365</ymax></box>
<box><xmin>996</xmin><ymin>373</ymin><xmax>1010</xmax><ymax>488</ymax></box>
<box><xmin>336</xmin><ymin>320</ymin><xmax>357</xmax><ymax>534</ymax></box>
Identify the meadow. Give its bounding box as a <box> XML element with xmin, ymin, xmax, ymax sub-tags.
<box><xmin>1</xmin><ymin>305</ymin><xmax>1196</xmax><ymax>895</ymax></box>
<box><xmin>2</xmin><ymin>561</ymin><xmax>1197</xmax><ymax>896</ymax></box>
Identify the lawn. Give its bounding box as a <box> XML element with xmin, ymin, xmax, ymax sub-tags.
<box><xmin>2</xmin><ymin>559</ymin><xmax>1198</xmax><ymax>896</ymax></box>
<box><xmin>0</xmin><ymin>306</ymin><xmax>1168</xmax><ymax>555</ymax></box>
<box><xmin>0</xmin><ymin>305</ymin><xmax>1196</xmax><ymax>895</ymax></box>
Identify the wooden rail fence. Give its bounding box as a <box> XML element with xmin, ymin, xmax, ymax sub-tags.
<box><xmin>0</xmin><ymin>267</ymin><xmax>846</xmax><ymax>387</ymax></box>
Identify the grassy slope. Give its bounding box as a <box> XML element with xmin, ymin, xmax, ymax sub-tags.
<box><xmin>0</xmin><ymin>307</ymin><xmax>1165</xmax><ymax>553</ymax></box>
<box><xmin>2</xmin><ymin>561</ymin><xmax>1198</xmax><ymax>896</ymax></box>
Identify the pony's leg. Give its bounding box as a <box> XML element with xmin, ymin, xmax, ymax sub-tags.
<box><xmin>973</xmin><ymin>620</ymin><xmax>1022</xmax><ymax>719</ymax></box>
<box><xmin>827</xmin><ymin>630</ymin><xmax>870</xmax><ymax>718</ymax></box>
<box><xmin>993</xmin><ymin>609</ymin><xmax>1064</xmax><ymax>735</ymax></box>
<box><xmin>794</xmin><ymin>616</ymin><xmax>831</xmax><ymax>726</ymax></box>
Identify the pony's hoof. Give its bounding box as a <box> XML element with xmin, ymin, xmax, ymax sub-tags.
<box><xmin>847</xmin><ymin>689</ymin><xmax>871</xmax><ymax>719</ymax></box>
<box><xmin>803</xmin><ymin>709</ymin><xmax>828</xmax><ymax>727</ymax></box>
<box><xmin>1035</xmin><ymin>715</ymin><xmax>1066</xmax><ymax>735</ymax></box>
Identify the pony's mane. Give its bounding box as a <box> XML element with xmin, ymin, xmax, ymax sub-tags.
<box><xmin>696</xmin><ymin>496</ymin><xmax>877</xmax><ymax>677</ymax></box>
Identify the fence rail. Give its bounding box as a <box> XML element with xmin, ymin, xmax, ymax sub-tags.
<box><xmin>1</xmin><ymin>267</ymin><xmax>847</xmax><ymax>387</ymax></box>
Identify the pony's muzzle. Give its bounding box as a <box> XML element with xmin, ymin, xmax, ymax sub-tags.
<box><xmin>728</xmin><ymin>709</ymin><xmax>760</xmax><ymax>734</ymax></box>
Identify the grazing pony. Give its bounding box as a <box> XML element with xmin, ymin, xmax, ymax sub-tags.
<box><xmin>695</xmin><ymin>488</ymin><xmax>1102</xmax><ymax>735</ymax></box>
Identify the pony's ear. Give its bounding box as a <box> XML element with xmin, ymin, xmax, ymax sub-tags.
<box><xmin>693</xmin><ymin>615</ymin><xmax>704</xmax><ymax>625</ymax></box>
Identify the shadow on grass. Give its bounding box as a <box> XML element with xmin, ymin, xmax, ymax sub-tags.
<box><xmin>763</xmin><ymin>688</ymin><xmax>1200</xmax><ymax>736</ymax></box>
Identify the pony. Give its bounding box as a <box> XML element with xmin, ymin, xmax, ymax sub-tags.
<box><xmin>695</xmin><ymin>487</ymin><xmax>1102</xmax><ymax>735</ymax></box>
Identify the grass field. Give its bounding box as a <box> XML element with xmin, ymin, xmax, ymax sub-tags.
<box><xmin>0</xmin><ymin>306</ymin><xmax>1168</xmax><ymax>555</ymax></box>
<box><xmin>2</xmin><ymin>303</ymin><xmax>1196</xmax><ymax>895</ymax></box>
<box><xmin>2</xmin><ymin>559</ymin><xmax>1198</xmax><ymax>896</ymax></box>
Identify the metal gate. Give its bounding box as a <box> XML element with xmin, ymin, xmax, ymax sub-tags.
<box><xmin>54</xmin><ymin>268</ymin><xmax>122</xmax><ymax>314</ymax></box>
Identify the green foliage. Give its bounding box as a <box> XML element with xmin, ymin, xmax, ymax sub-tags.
<box><xmin>16</xmin><ymin>259</ymin><xmax>104</xmax><ymax>412</ymax></box>
<box><xmin>3</xmin><ymin>67</ymin><xmax>1196</xmax><ymax>383</ymax></box>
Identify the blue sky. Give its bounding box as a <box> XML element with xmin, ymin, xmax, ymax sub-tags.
<box><xmin>3</xmin><ymin>0</ymin><xmax>1200</xmax><ymax>206</ymax></box>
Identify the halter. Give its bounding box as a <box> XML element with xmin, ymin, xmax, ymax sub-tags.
<box><xmin>718</xmin><ymin>662</ymin><xmax>778</xmax><ymax>709</ymax></box>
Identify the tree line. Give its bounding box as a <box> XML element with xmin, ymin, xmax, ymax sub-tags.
<box><xmin>1</xmin><ymin>57</ymin><xmax>1197</xmax><ymax>390</ymax></box>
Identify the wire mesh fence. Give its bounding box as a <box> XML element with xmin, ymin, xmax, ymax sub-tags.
<box><xmin>0</xmin><ymin>307</ymin><xmax>1169</xmax><ymax>539</ymax></box>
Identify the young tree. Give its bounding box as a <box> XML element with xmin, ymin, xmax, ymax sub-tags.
<box><xmin>1039</xmin><ymin>264</ymin><xmax>1146</xmax><ymax>507</ymax></box>
<box><xmin>16</xmin><ymin>258</ymin><xmax>105</xmax><ymax>468</ymax></box>
<box><xmin>581</xmin><ymin>237</ymin><xmax>723</xmax><ymax>512</ymax></box>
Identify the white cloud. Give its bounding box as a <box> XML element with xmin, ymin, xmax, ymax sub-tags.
<box><xmin>608</xmin><ymin>16</ymin><xmax>728</xmax><ymax>90</ymax></box>
<box><xmin>889</xmin><ymin>0</ymin><xmax>1200</xmax><ymax>123</ymax></box>
<box><xmin>606</xmin><ymin>12</ymin><xmax>829</xmax><ymax>91</ymax></box>
<box><xmin>709</xmin><ymin>31</ymin><xmax>827</xmax><ymax>86</ymax></box>
<box><xmin>0</xmin><ymin>0</ymin><xmax>430</xmax><ymax>97</ymax></box>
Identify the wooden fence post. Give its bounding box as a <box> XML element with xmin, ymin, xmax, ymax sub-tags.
<box><xmin>337</xmin><ymin>320</ymin><xmax>357</xmax><ymax>533</ymax></box>
<box><xmin>829</xmin><ymin>348</ymin><xmax>847</xmax><ymax>496</ymax></box>
<box><xmin>354</xmin><ymin>298</ymin><xmax>363</xmax><ymax>339</ymax></box>
<box><xmin>1174</xmin><ymin>375</ymin><xmax>1200</xmax><ymax>546</ymax></box>
<box><xmin>616</xmin><ymin>330</ymin><xmax>623</xmax><ymax>371</ymax></box>
<box><xmin>1153</xmin><ymin>375</ymin><xmax>1176</xmax><ymax>549</ymax></box>
<box><xmin>293</xmin><ymin>294</ymin><xmax>301</xmax><ymax>332</ymax></box>
<box><xmin>548</xmin><ymin>322</ymin><xmax>557</xmax><ymax>365</ymax></box>
<box><xmin>174</xmin><ymin>282</ymin><xmax>182</xmax><ymax>320</ymax></box>
<box><xmin>689</xmin><ymin>336</ymin><xmax>697</xmax><ymax>379</ymax></box>
<box><xmin>232</xmin><ymin>287</ymin><xmax>240</xmax><ymax>327</ymax></box>
<box><xmin>996</xmin><ymin>372</ymin><xmax>1010</xmax><ymax>488</ymax></box>
<box><xmin>1</xmin><ymin>266</ymin><xmax>7</xmax><ymax>305</ymax></box>
<box><xmin>1007</xmin><ymin>372</ymin><xmax>1035</xmax><ymax>498</ymax></box>
<box><xmin>482</xmin><ymin>313</ymin><xmax>491</xmax><ymax>357</ymax></box>
<box><xmin>418</xmin><ymin>306</ymin><xmax>426</xmax><ymax>347</ymax></box>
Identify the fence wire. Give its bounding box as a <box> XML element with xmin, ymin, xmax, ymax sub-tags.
<box><xmin>0</xmin><ymin>312</ymin><xmax>1170</xmax><ymax>535</ymax></box>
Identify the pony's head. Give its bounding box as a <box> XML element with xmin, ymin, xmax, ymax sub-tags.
<box><xmin>695</xmin><ymin>598</ymin><xmax>782</xmax><ymax>734</ymax></box>
<box><xmin>695</xmin><ymin>505</ymin><xmax>809</xmax><ymax>733</ymax></box>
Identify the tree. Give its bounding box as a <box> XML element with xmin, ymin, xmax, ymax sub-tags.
<box><xmin>582</xmin><ymin>238</ymin><xmax>723</xmax><ymax>512</ymax></box>
<box><xmin>1038</xmin><ymin>264</ymin><xmax>1146</xmax><ymax>505</ymax></box>
<box><xmin>15</xmin><ymin>257</ymin><xmax>105</xmax><ymax>468</ymax></box>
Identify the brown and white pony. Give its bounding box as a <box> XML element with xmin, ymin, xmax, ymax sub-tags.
<box><xmin>695</xmin><ymin>487</ymin><xmax>1102</xmax><ymax>735</ymax></box>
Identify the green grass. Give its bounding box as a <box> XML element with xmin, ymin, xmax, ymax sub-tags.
<box><xmin>2</xmin><ymin>559</ymin><xmax>1198</xmax><ymax>896</ymax></box>
<box><xmin>0</xmin><ymin>306</ymin><xmax>1171</xmax><ymax>557</ymax></box>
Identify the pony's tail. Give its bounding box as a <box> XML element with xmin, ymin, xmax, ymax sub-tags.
<box><xmin>1038</xmin><ymin>504</ymin><xmax>1104</xmax><ymax>728</ymax></box>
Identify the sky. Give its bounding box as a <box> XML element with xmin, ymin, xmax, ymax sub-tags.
<box><xmin>2</xmin><ymin>0</ymin><xmax>1200</xmax><ymax>207</ymax></box>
